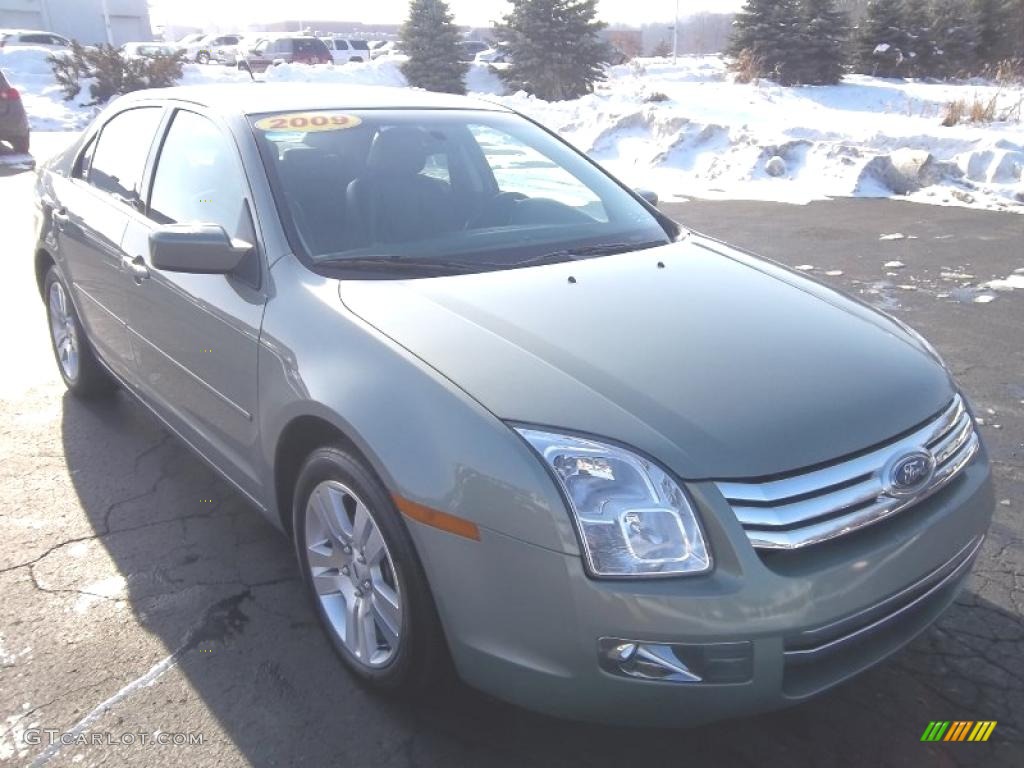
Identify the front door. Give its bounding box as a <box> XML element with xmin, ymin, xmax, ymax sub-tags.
<box><xmin>122</xmin><ymin>107</ymin><xmax>267</xmax><ymax>499</ymax></box>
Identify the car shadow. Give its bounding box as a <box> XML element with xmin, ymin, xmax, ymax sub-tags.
<box><xmin>0</xmin><ymin>142</ymin><xmax>35</xmax><ymax>175</ymax></box>
<box><xmin>59</xmin><ymin>390</ymin><xmax>1022</xmax><ymax>766</ymax></box>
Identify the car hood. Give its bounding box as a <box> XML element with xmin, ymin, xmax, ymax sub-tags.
<box><xmin>337</xmin><ymin>235</ymin><xmax>954</xmax><ymax>479</ymax></box>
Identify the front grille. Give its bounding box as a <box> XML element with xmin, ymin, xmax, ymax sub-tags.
<box><xmin>716</xmin><ymin>394</ymin><xmax>979</xmax><ymax>550</ymax></box>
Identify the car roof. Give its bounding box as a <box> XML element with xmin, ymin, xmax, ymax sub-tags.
<box><xmin>120</xmin><ymin>82</ymin><xmax>512</xmax><ymax>116</ymax></box>
<box><xmin>2</xmin><ymin>29</ymin><xmax>65</xmax><ymax>36</ymax></box>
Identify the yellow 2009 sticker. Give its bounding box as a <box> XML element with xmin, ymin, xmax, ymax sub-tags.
<box><xmin>254</xmin><ymin>112</ymin><xmax>363</xmax><ymax>132</ymax></box>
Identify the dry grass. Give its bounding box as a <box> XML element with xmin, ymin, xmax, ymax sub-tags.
<box><xmin>940</xmin><ymin>92</ymin><xmax>1018</xmax><ymax>126</ymax></box>
<box><xmin>941</xmin><ymin>98</ymin><xmax>965</xmax><ymax>126</ymax></box>
<box><xmin>730</xmin><ymin>49</ymin><xmax>763</xmax><ymax>84</ymax></box>
<box><xmin>980</xmin><ymin>58</ymin><xmax>1024</xmax><ymax>86</ymax></box>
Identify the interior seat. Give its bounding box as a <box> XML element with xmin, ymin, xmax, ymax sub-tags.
<box><xmin>345</xmin><ymin>127</ymin><xmax>459</xmax><ymax>249</ymax></box>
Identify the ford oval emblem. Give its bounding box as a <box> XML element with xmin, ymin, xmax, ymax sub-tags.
<box><xmin>886</xmin><ymin>451</ymin><xmax>935</xmax><ymax>496</ymax></box>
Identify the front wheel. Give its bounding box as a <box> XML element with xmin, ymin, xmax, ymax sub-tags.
<box><xmin>293</xmin><ymin>446</ymin><xmax>449</xmax><ymax>692</ymax></box>
<box><xmin>196</xmin><ymin>51</ymin><xmax>209</xmax><ymax>64</ymax></box>
<box><xmin>44</xmin><ymin>266</ymin><xmax>116</xmax><ymax>398</ymax></box>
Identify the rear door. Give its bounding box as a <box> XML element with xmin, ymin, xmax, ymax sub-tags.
<box><xmin>53</xmin><ymin>106</ymin><xmax>164</xmax><ymax>382</ymax></box>
<box><xmin>121</xmin><ymin>107</ymin><xmax>267</xmax><ymax>498</ymax></box>
<box><xmin>331</xmin><ymin>38</ymin><xmax>349</xmax><ymax>62</ymax></box>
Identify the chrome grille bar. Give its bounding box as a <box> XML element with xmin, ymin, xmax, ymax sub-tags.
<box><xmin>717</xmin><ymin>395</ymin><xmax>979</xmax><ymax>550</ymax></box>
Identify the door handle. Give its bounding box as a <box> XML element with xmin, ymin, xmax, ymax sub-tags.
<box><xmin>125</xmin><ymin>255</ymin><xmax>150</xmax><ymax>282</ymax></box>
<box><xmin>51</xmin><ymin>207</ymin><xmax>69</xmax><ymax>226</ymax></box>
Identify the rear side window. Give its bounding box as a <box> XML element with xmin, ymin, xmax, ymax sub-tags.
<box><xmin>352</xmin><ymin>41</ymin><xmax>370</xmax><ymax>50</ymax></box>
<box><xmin>88</xmin><ymin>107</ymin><xmax>163</xmax><ymax>203</ymax></box>
<box><xmin>295</xmin><ymin>38</ymin><xmax>328</xmax><ymax>56</ymax></box>
<box><xmin>333</xmin><ymin>39</ymin><xmax>349</xmax><ymax>50</ymax></box>
<box><xmin>149</xmin><ymin>110</ymin><xmax>249</xmax><ymax>240</ymax></box>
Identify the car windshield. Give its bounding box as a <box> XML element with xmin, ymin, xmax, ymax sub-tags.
<box><xmin>251</xmin><ymin>109</ymin><xmax>669</xmax><ymax>274</ymax></box>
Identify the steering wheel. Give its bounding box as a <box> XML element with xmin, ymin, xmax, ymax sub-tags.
<box><xmin>465</xmin><ymin>191</ymin><xmax>528</xmax><ymax>229</ymax></box>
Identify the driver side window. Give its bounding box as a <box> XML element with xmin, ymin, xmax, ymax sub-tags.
<box><xmin>148</xmin><ymin>110</ymin><xmax>249</xmax><ymax>242</ymax></box>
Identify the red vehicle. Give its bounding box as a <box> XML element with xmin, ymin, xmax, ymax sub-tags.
<box><xmin>0</xmin><ymin>70</ymin><xmax>29</xmax><ymax>154</ymax></box>
<box><xmin>238</xmin><ymin>36</ymin><xmax>332</xmax><ymax>73</ymax></box>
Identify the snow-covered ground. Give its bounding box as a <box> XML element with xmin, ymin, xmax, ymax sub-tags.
<box><xmin>3</xmin><ymin>47</ymin><xmax>1022</xmax><ymax>212</ymax></box>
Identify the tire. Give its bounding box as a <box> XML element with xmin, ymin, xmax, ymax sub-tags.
<box><xmin>293</xmin><ymin>445</ymin><xmax>448</xmax><ymax>693</ymax></box>
<box><xmin>12</xmin><ymin>134</ymin><xmax>29</xmax><ymax>154</ymax></box>
<box><xmin>43</xmin><ymin>266</ymin><xmax>116</xmax><ymax>398</ymax></box>
<box><xmin>196</xmin><ymin>51</ymin><xmax>209</xmax><ymax>64</ymax></box>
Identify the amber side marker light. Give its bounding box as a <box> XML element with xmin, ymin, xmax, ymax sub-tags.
<box><xmin>393</xmin><ymin>495</ymin><xmax>481</xmax><ymax>541</ymax></box>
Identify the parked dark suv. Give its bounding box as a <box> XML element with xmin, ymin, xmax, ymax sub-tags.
<box><xmin>239</xmin><ymin>36</ymin><xmax>331</xmax><ymax>72</ymax></box>
<box><xmin>0</xmin><ymin>69</ymin><xmax>29</xmax><ymax>154</ymax></box>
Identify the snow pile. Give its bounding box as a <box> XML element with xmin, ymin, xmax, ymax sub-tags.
<box><xmin>264</xmin><ymin>58</ymin><xmax>409</xmax><ymax>87</ymax></box>
<box><xmin>3</xmin><ymin>50</ymin><xmax>1022</xmax><ymax>211</ymax></box>
<box><xmin>496</xmin><ymin>57</ymin><xmax>1024</xmax><ymax>211</ymax></box>
<box><xmin>983</xmin><ymin>269</ymin><xmax>1024</xmax><ymax>291</ymax></box>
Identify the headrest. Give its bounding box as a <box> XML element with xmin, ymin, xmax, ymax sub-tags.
<box><xmin>280</xmin><ymin>147</ymin><xmax>343</xmax><ymax>180</ymax></box>
<box><xmin>366</xmin><ymin>127</ymin><xmax>435</xmax><ymax>176</ymax></box>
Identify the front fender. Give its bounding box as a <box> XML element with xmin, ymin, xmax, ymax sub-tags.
<box><xmin>257</xmin><ymin>253</ymin><xmax>579</xmax><ymax>556</ymax></box>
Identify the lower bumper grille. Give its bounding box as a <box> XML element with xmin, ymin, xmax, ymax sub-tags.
<box><xmin>781</xmin><ymin>535</ymin><xmax>983</xmax><ymax>698</ymax></box>
<box><xmin>716</xmin><ymin>394</ymin><xmax>979</xmax><ymax>550</ymax></box>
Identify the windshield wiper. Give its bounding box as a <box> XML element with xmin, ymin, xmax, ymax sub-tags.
<box><xmin>506</xmin><ymin>240</ymin><xmax>666</xmax><ymax>269</ymax></box>
<box><xmin>316</xmin><ymin>256</ymin><xmax>482</xmax><ymax>275</ymax></box>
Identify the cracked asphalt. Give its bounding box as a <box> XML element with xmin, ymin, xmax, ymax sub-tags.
<box><xmin>1</xmin><ymin>144</ymin><xmax>1021</xmax><ymax>767</ymax></box>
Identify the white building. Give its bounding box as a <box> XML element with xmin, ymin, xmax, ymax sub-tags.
<box><xmin>0</xmin><ymin>0</ymin><xmax>152</xmax><ymax>45</ymax></box>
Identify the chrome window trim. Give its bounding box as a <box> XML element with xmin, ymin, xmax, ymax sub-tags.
<box><xmin>716</xmin><ymin>394</ymin><xmax>980</xmax><ymax>550</ymax></box>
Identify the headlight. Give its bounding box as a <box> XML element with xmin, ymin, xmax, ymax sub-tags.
<box><xmin>516</xmin><ymin>428</ymin><xmax>711</xmax><ymax>578</ymax></box>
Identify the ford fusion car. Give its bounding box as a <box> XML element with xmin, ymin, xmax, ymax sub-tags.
<box><xmin>32</xmin><ymin>84</ymin><xmax>993</xmax><ymax>726</ymax></box>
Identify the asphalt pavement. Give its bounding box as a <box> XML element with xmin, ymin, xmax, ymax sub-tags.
<box><xmin>1</xmin><ymin>155</ymin><xmax>1021</xmax><ymax>768</ymax></box>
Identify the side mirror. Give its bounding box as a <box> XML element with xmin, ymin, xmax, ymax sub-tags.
<box><xmin>634</xmin><ymin>188</ymin><xmax>659</xmax><ymax>207</ymax></box>
<box><xmin>149</xmin><ymin>224</ymin><xmax>251</xmax><ymax>274</ymax></box>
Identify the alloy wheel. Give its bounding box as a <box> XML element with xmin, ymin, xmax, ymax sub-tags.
<box><xmin>304</xmin><ymin>480</ymin><xmax>404</xmax><ymax>667</ymax></box>
<box><xmin>48</xmin><ymin>280</ymin><xmax>79</xmax><ymax>381</ymax></box>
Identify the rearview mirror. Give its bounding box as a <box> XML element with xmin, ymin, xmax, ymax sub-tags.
<box><xmin>149</xmin><ymin>224</ymin><xmax>251</xmax><ymax>274</ymax></box>
<box><xmin>634</xmin><ymin>188</ymin><xmax>659</xmax><ymax>207</ymax></box>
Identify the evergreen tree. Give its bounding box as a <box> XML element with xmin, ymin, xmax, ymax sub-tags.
<box><xmin>1007</xmin><ymin>0</ymin><xmax>1024</xmax><ymax>58</ymax></box>
<box><xmin>792</xmin><ymin>0</ymin><xmax>850</xmax><ymax>84</ymax></box>
<box><xmin>989</xmin><ymin>0</ymin><xmax>1024</xmax><ymax>61</ymax></box>
<box><xmin>902</xmin><ymin>0</ymin><xmax>936</xmax><ymax>76</ymax></box>
<box><xmin>494</xmin><ymin>0</ymin><xmax>611</xmax><ymax>101</ymax></box>
<box><xmin>854</xmin><ymin>0</ymin><xmax>908</xmax><ymax>76</ymax></box>
<box><xmin>727</xmin><ymin>0</ymin><xmax>803</xmax><ymax>84</ymax></box>
<box><xmin>400</xmin><ymin>0</ymin><xmax>468</xmax><ymax>95</ymax></box>
<box><xmin>930</xmin><ymin>0</ymin><xmax>979</xmax><ymax>77</ymax></box>
<box><xmin>972</xmin><ymin>0</ymin><xmax>1003</xmax><ymax>65</ymax></box>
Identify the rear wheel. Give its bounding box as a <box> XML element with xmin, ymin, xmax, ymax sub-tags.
<box><xmin>44</xmin><ymin>266</ymin><xmax>116</xmax><ymax>398</ymax></box>
<box><xmin>293</xmin><ymin>445</ymin><xmax>448</xmax><ymax>692</ymax></box>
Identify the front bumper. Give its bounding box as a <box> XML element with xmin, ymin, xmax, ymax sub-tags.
<box><xmin>413</xmin><ymin>450</ymin><xmax>993</xmax><ymax>726</ymax></box>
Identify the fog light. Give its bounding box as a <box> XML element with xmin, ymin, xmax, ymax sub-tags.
<box><xmin>598</xmin><ymin>639</ymin><xmax>701</xmax><ymax>683</ymax></box>
<box><xmin>598</xmin><ymin>638</ymin><xmax>754</xmax><ymax>684</ymax></box>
